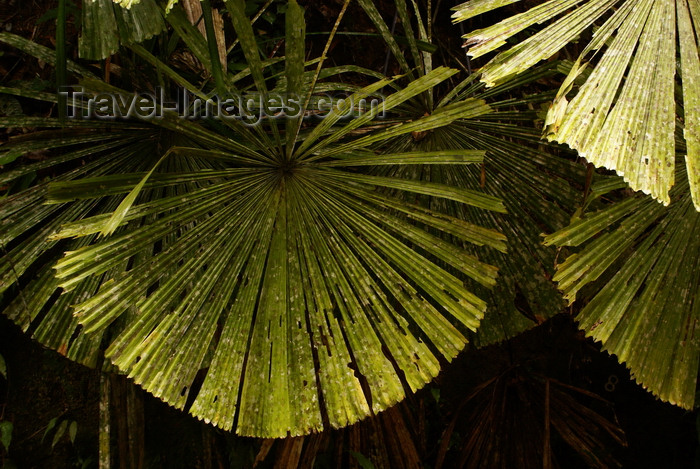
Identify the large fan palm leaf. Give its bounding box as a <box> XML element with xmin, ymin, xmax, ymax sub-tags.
<box><xmin>356</xmin><ymin>0</ymin><xmax>586</xmax><ymax>344</ymax></box>
<box><xmin>0</xmin><ymin>3</ymin><xmax>507</xmax><ymax>437</ymax></box>
<box><xmin>452</xmin><ymin>0</ymin><xmax>700</xmax><ymax>210</ymax></box>
<box><xmin>544</xmin><ymin>163</ymin><xmax>699</xmax><ymax>408</ymax></box>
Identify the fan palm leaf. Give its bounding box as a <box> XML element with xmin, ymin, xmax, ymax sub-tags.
<box><xmin>80</xmin><ymin>0</ymin><xmax>166</xmax><ymax>60</ymax></box>
<box><xmin>452</xmin><ymin>0</ymin><xmax>700</xmax><ymax>210</ymax></box>
<box><xmin>0</xmin><ymin>3</ymin><xmax>506</xmax><ymax>437</ymax></box>
<box><xmin>356</xmin><ymin>0</ymin><xmax>586</xmax><ymax>345</ymax></box>
<box><xmin>543</xmin><ymin>162</ymin><xmax>699</xmax><ymax>409</ymax></box>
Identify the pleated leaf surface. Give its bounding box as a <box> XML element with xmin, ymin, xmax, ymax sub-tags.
<box><xmin>0</xmin><ymin>9</ymin><xmax>505</xmax><ymax>437</ymax></box>
<box><xmin>544</xmin><ymin>164</ymin><xmax>699</xmax><ymax>409</ymax></box>
<box><xmin>452</xmin><ymin>0</ymin><xmax>700</xmax><ymax>210</ymax></box>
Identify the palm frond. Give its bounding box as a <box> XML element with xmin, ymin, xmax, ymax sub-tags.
<box><xmin>0</xmin><ymin>11</ymin><xmax>506</xmax><ymax>437</ymax></box>
<box><xmin>370</xmin><ymin>62</ymin><xmax>586</xmax><ymax>346</ymax></box>
<box><xmin>351</xmin><ymin>0</ymin><xmax>588</xmax><ymax>343</ymax></box>
<box><xmin>452</xmin><ymin>0</ymin><xmax>700</xmax><ymax>210</ymax></box>
<box><xmin>544</xmin><ymin>164</ymin><xmax>699</xmax><ymax>409</ymax></box>
<box><xmin>80</xmin><ymin>0</ymin><xmax>166</xmax><ymax>60</ymax></box>
<box><xmin>437</xmin><ymin>367</ymin><xmax>626</xmax><ymax>469</ymax></box>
